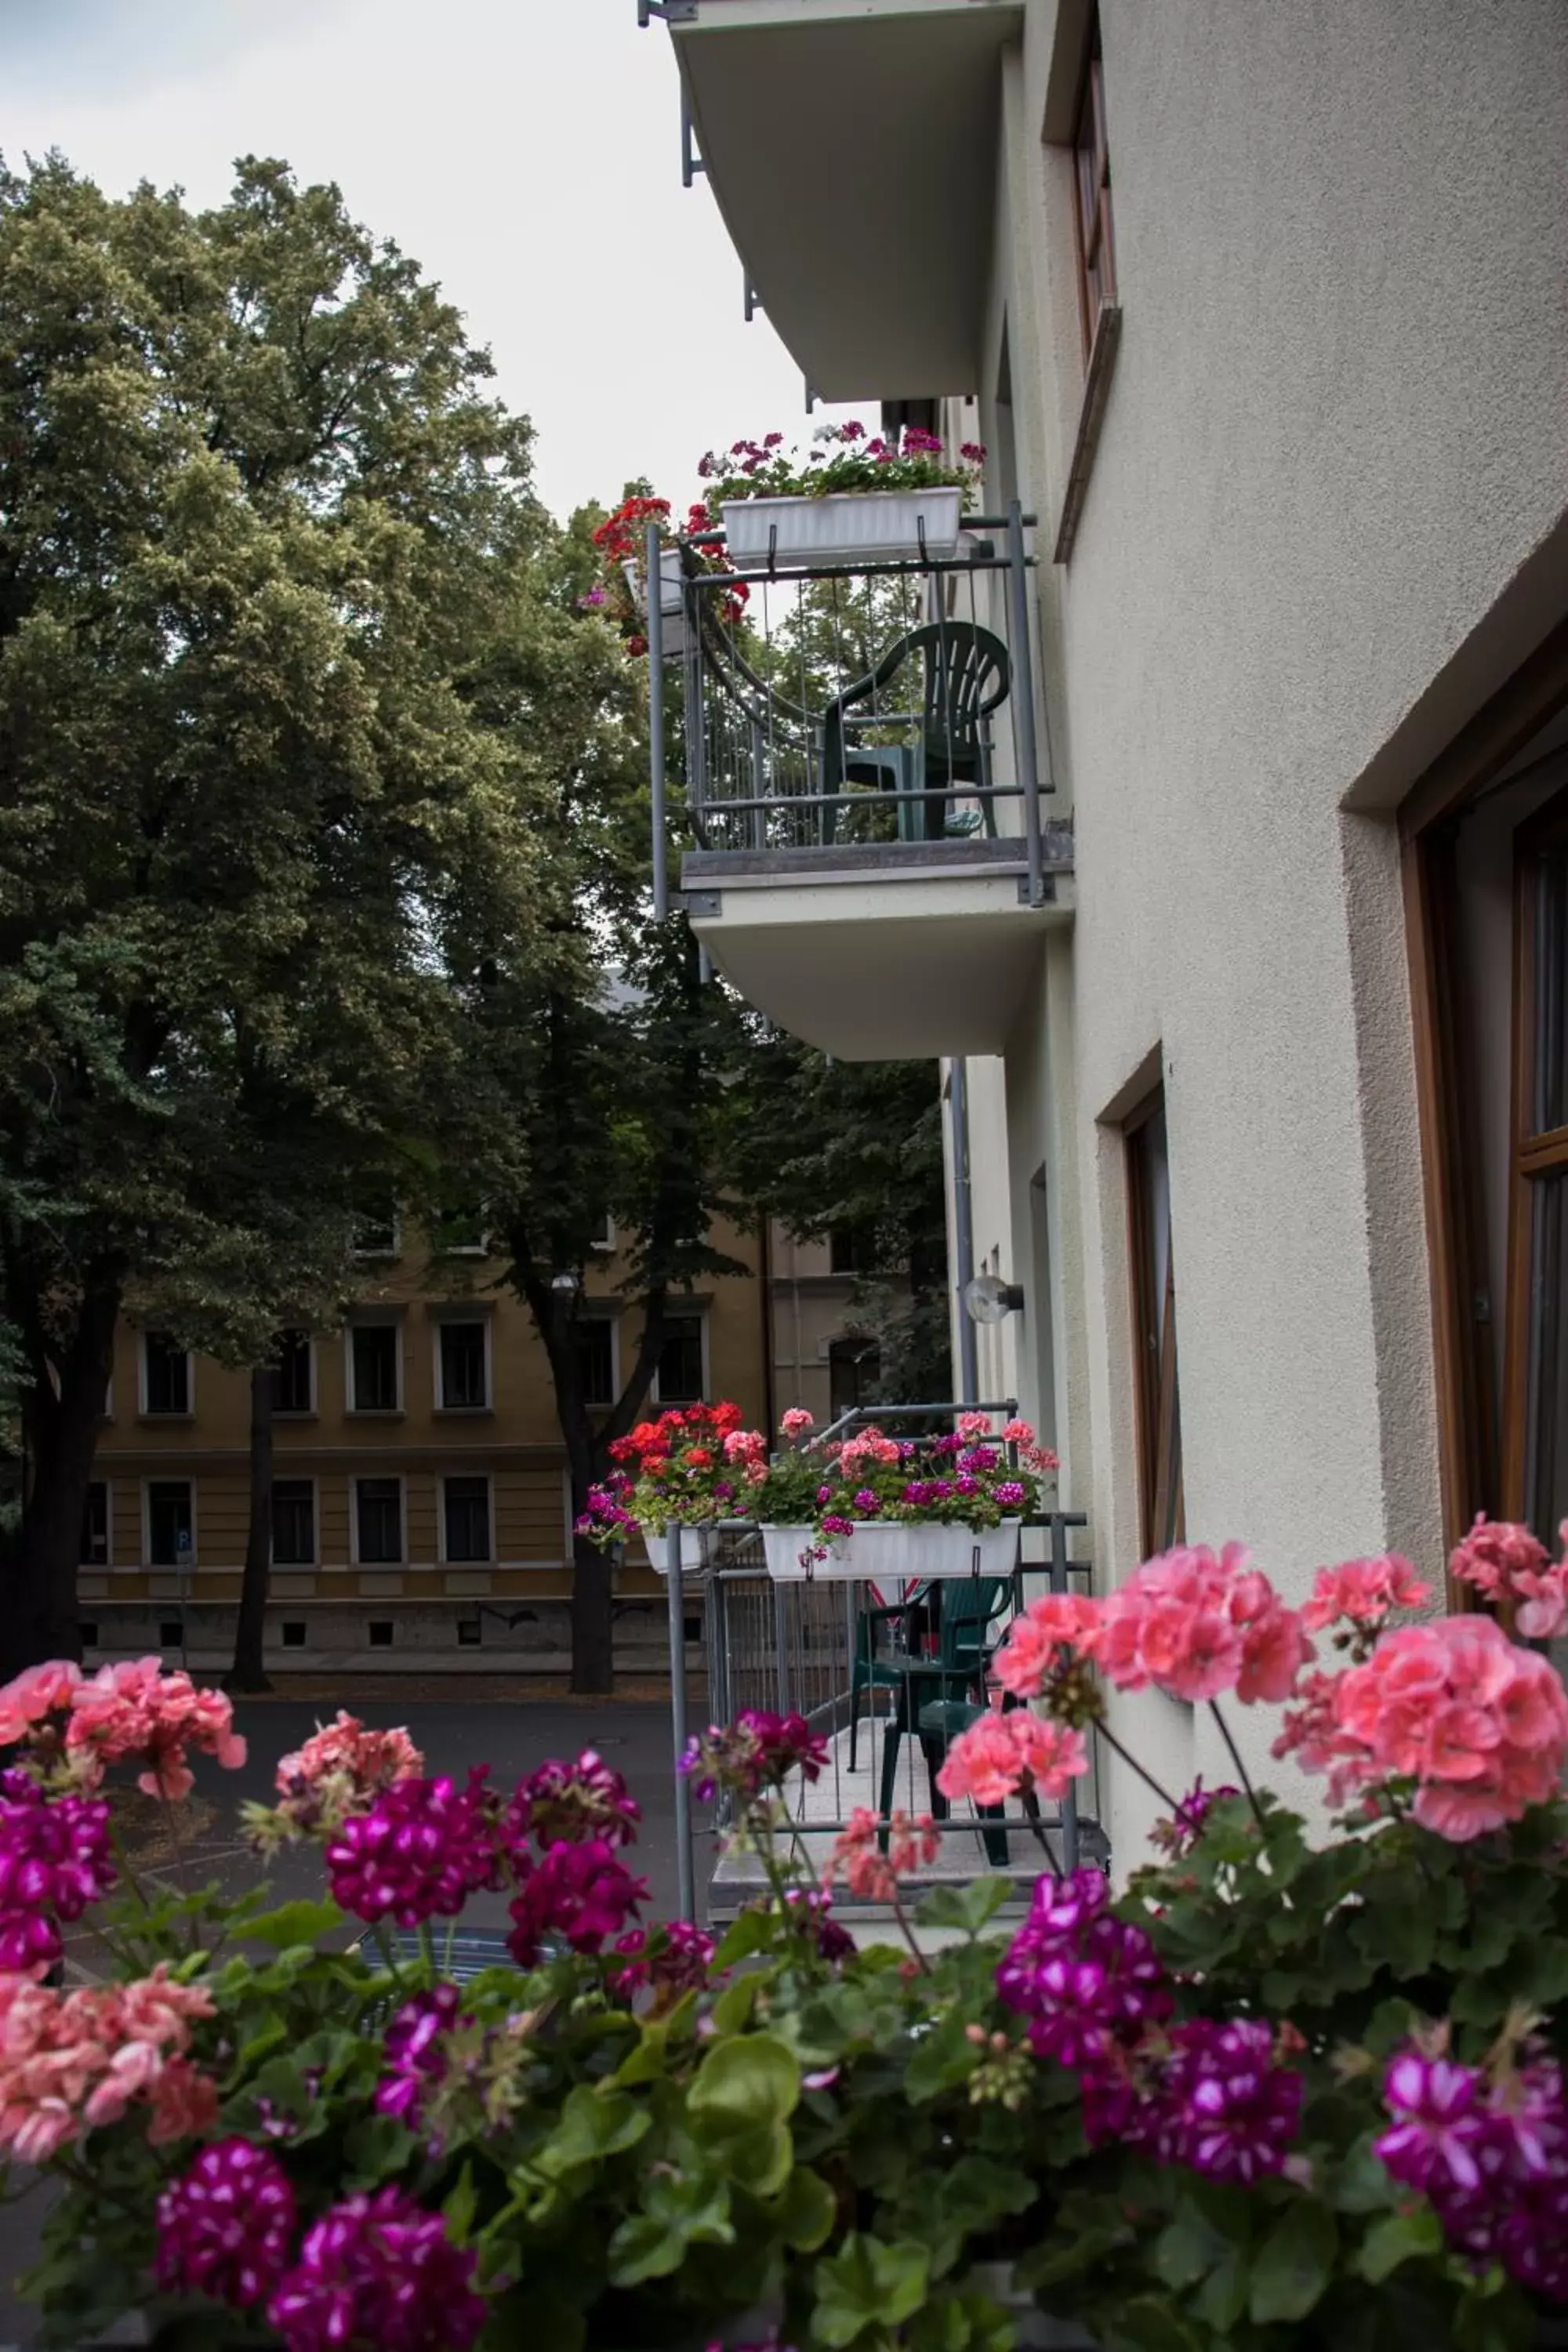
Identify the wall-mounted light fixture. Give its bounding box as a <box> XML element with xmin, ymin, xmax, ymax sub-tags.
<box><xmin>963</xmin><ymin>1274</ymin><xmax>1025</xmax><ymax>1324</ymax></box>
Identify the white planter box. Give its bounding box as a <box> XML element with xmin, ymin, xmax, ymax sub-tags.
<box><xmin>647</xmin><ymin>1526</ymin><xmax>706</xmax><ymax>1575</ymax></box>
<box><xmin>762</xmin><ymin>1519</ymin><xmax>1021</xmax><ymax>1584</ymax></box>
<box><xmin>621</xmin><ymin>550</ymin><xmax>688</xmax><ymax>658</ymax></box>
<box><xmin>722</xmin><ymin>488</ymin><xmax>964</xmax><ymax>572</ymax></box>
<box><xmin>761</xmin><ymin>1526</ymin><xmax>821</xmax><ymax>1581</ymax></box>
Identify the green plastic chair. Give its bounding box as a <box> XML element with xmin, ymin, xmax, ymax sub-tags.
<box><xmin>821</xmin><ymin>622</ymin><xmax>1011</xmax><ymax>846</ymax></box>
<box><xmin>848</xmin><ymin>1583</ymin><xmax>931</xmax><ymax>1773</ymax></box>
<box><xmin>877</xmin><ymin>1576</ymin><xmax>1015</xmax><ymax>1843</ymax></box>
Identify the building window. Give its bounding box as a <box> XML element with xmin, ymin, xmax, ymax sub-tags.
<box><xmin>1508</xmin><ymin>797</ymin><xmax>1568</xmax><ymax>1541</ymax></box>
<box><xmin>1071</xmin><ymin>8</ymin><xmax>1116</xmax><ymax>358</ymax></box>
<box><xmin>829</xmin><ymin>1336</ymin><xmax>881</xmax><ymax>1421</ymax></box>
<box><xmin>353</xmin><ymin>1204</ymin><xmax>400</xmax><ymax>1258</ymax></box>
<box><xmin>433</xmin><ymin>1204</ymin><xmax>488</xmax><ymax>1256</ymax></box>
<box><xmin>1402</xmin><ymin>652</ymin><xmax>1568</xmax><ymax>1557</ymax></box>
<box><xmin>655</xmin><ymin>1313</ymin><xmax>706</xmax><ymax>1405</ymax></box>
<box><xmin>575</xmin><ymin>1319</ymin><xmax>616</xmax><ymax>1408</ymax></box>
<box><xmin>354</xmin><ymin>1477</ymin><xmax>404</xmax><ymax>1564</ymax></box>
<box><xmin>349</xmin><ymin>1323</ymin><xmax>401</xmax><ymax>1413</ymax></box>
<box><xmin>147</xmin><ymin>1481</ymin><xmax>194</xmax><ymax>1569</ymax></box>
<box><xmin>272</xmin><ymin>1331</ymin><xmax>314</xmax><ymax>1415</ymax></box>
<box><xmin>590</xmin><ymin>1214</ymin><xmax>616</xmax><ymax>1254</ymax></box>
<box><xmin>829</xmin><ymin>1225</ymin><xmax>880</xmax><ymax>1276</ymax></box>
<box><xmin>443</xmin><ymin>1475</ymin><xmax>492</xmax><ymax>1563</ymax></box>
<box><xmin>272</xmin><ymin>1480</ymin><xmax>316</xmax><ymax>1566</ymax></box>
<box><xmin>82</xmin><ymin>1481</ymin><xmax>110</xmax><ymax>1567</ymax></box>
<box><xmin>1127</xmin><ymin>1087</ymin><xmax>1184</xmax><ymax>1559</ymax></box>
<box><xmin>142</xmin><ymin>1334</ymin><xmax>191</xmax><ymax>1416</ymax></box>
<box><xmin>437</xmin><ymin>1319</ymin><xmax>488</xmax><ymax>1411</ymax></box>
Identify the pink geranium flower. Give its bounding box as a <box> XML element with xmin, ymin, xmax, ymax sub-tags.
<box><xmin>1097</xmin><ymin>1545</ymin><xmax>1311</xmax><ymax>1708</ymax></box>
<box><xmin>0</xmin><ymin>1966</ymin><xmax>217</xmax><ymax>2161</ymax></box>
<box><xmin>1446</xmin><ymin>1514</ymin><xmax>1568</xmax><ymax>1640</ymax></box>
<box><xmin>936</xmin><ymin>1710</ymin><xmax>1087</xmax><ymax>1808</ymax></box>
<box><xmin>1301</xmin><ymin>1554</ymin><xmax>1432</xmax><ymax>1633</ymax></box>
<box><xmin>65</xmin><ymin>1659</ymin><xmax>246</xmax><ymax>1800</ymax></box>
<box><xmin>1325</xmin><ymin>1614</ymin><xmax>1568</xmax><ymax>1838</ymax></box>
<box><xmin>0</xmin><ymin>1663</ymin><xmax>82</xmax><ymax>1748</ymax></box>
<box><xmin>992</xmin><ymin>1594</ymin><xmax>1103</xmax><ymax>1700</ymax></box>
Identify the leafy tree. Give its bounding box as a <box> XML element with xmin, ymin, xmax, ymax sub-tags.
<box><xmin>729</xmin><ymin>1035</ymin><xmax>952</xmax><ymax>1406</ymax></box>
<box><xmin>0</xmin><ymin>154</ymin><xmax>545</xmax><ymax>1670</ymax></box>
<box><xmin>441</xmin><ymin>512</ymin><xmax>753</xmax><ymax>1690</ymax></box>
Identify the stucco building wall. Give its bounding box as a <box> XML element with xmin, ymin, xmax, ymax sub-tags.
<box><xmin>937</xmin><ymin>0</ymin><xmax>1568</xmax><ymax>1846</ymax></box>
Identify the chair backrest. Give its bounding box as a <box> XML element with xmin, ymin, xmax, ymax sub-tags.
<box><xmin>820</xmin><ymin>622</ymin><xmax>1011</xmax><ymax>787</ymax></box>
<box><xmin>938</xmin><ymin>1575</ymin><xmax>1014</xmax><ymax>1664</ymax></box>
<box><xmin>910</xmin><ymin>623</ymin><xmax>1011</xmax><ymax>764</ymax></box>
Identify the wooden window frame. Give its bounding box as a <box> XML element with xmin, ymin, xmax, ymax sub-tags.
<box><xmin>1125</xmin><ymin>1086</ymin><xmax>1185</xmax><ymax>1562</ymax></box>
<box><xmin>1399</xmin><ymin>619</ymin><xmax>1568</xmax><ymax>1566</ymax></box>
<box><xmin>1501</xmin><ymin>789</ymin><xmax>1568</xmax><ymax>1523</ymax></box>
<box><xmin>1070</xmin><ymin>10</ymin><xmax>1116</xmax><ymax>363</ymax></box>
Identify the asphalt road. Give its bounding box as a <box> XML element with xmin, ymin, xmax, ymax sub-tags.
<box><xmin>0</xmin><ymin>1693</ymin><xmax>695</xmax><ymax>2347</ymax></box>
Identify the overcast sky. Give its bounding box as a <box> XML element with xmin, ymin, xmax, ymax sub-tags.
<box><xmin>0</xmin><ymin>0</ymin><xmax>862</xmax><ymax>520</ymax></box>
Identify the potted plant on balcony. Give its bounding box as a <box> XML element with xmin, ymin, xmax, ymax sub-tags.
<box><xmin>586</xmin><ymin>492</ymin><xmax>748</xmax><ymax>659</ymax></box>
<box><xmin>756</xmin><ymin>1410</ymin><xmax>1058</xmax><ymax>1583</ymax></box>
<box><xmin>694</xmin><ymin>421</ymin><xmax>987</xmax><ymax>573</ymax></box>
<box><xmin>575</xmin><ymin>1401</ymin><xmax>763</xmax><ymax>1572</ymax></box>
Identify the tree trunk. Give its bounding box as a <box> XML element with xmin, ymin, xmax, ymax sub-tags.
<box><xmin>227</xmin><ymin>1367</ymin><xmax>274</xmax><ymax>1693</ymax></box>
<box><xmin>570</xmin><ymin>1506</ymin><xmax>615</xmax><ymax>1696</ymax></box>
<box><xmin>2</xmin><ymin>1279</ymin><xmax>121</xmax><ymax>1676</ymax></box>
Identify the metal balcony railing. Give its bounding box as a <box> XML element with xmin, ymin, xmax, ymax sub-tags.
<box><xmin>655</xmin><ymin>1406</ymin><xmax>1104</xmax><ymax>1920</ymax></box>
<box><xmin>646</xmin><ymin>503</ymin><xmax>1054</xmax><ymax>915</ymax></box>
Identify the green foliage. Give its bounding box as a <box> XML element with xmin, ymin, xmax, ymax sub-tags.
<box><xmin>0</xmin><ymin>151</ymin><xmax>550</xmax><ymax>1659</ymax></box>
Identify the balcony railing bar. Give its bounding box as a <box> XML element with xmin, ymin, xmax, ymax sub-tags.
<box><xmin>680</xmin><ymin>784</ymin><xmax>1033</xmax><ymax>818</ymax></box>
<box><xmin>688</xmin><ymin>553</ymin><xmax>1036</xmax><ymax>590</ymax></box>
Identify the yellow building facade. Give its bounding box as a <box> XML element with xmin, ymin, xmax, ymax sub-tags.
<box><xmin>78</xmin><ymin>1217</ymin><xmax>771</xmax><ymax>1674</ymax></box>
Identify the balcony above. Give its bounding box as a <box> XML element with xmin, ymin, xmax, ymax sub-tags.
<box><xmin>682</xmin><ymin>830</ymin><xmax>1071</xmax><ymax>1058</ymax></box>
<box><xmin>647</xmin><ymin>502</ymin><xmax>1070</xmax><ymax>1059</ymax></box>
<box><xmin>668</xmin><ymin>1</ymin><xmax>1022</xmax><ymax>398</ymax></box>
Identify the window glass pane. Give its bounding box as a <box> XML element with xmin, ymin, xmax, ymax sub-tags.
<box><xmin>274</xmin><ymin>1334</ymin><xmax>313</xmax><ymax>1414</ymax></box>
<box><xmin>434</xmin><ymin>1206</ymin><xmax>487</xmax><ymax>1254</ymax></box>
<box><xmin>658</xmin><ymin>1317</ymin><xmax>705</xmax><ymax>1404</ymax></box>
<box><xmin>829</xmin><ymin>1339</ymin><xmax>880</xmax><ymax>1421</ymax></box>
<box><xmin>144</xmin><ymin>1337</ymin><xmax>189</xmax><ymax>1414</ymax></box>
<box><xmin>439</xmin><ymin>1323</ymin><xmax>488</xmax><ymax>1409</ymax></box>
<box><xmin>356</xmin><ymin>1479</ymin><xmax>402</xmax><ymax>1563</ymax></box>
<box><xmin>351</xmin><ymin>1326</ymin><xmax>399</xmax><ymax>1411</ymax></box>
<box><xmin>575</xmin><ymin>1322</ymin><xmax>615</xmax><ymax>1407</ymax></box>
<box><xmin>148</xmin><ymin>1483</ymin><xmax>193</xmax><ymax>1567</ymax></box>
<box><xmin>272</xmin><ymin>1481</ymin><xmax>315</xmax><ymax>1566</ymax></box>
<box><xmin>1534</xmin><ymin>847</ymin><xmax>1568</xmax><ymax>1136</ymax></box>
<box><xmin>1524</xmin><ymin>1170</ymin><xmax>1568</xmax><ymax>1548</ymax></box>
<box><xmin>1129</xmin><ymin>1100</ymin><xmax>1184</xmax><ymax>1557</ymax></box>
<box><xmin>82</xmin><ymin>1483</ymin><xmax>109</xmax><ymax>1566</ymax></box>
<box><xmin>354</xmin><ymin>1205</ymin><xmax>398</xmax><ymax>1256</ymax></box>
<box><xmin>444</xmin><ymin>1476</ymin><xmax>491</xmax><ymax>1563</ymax></box>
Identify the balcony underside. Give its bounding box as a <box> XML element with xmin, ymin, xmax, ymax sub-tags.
<box><xmin>673</xmin><ymin>2</ymin><xmax>1022</xmax><ymax>399</ymax></box>
<box><xmin>681</xmin><ymin>833</ymin><xmax>1073</xmax><ymax>1059</ymax></box>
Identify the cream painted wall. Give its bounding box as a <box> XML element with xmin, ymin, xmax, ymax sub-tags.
<box><xmin>944</xmin><ymin>0</ymin><xmax>1568</xmax><ymax>1859</ymax></box>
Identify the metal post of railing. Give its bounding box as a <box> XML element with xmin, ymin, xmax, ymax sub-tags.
<box><xmin>1006</xmin><ymin>498</ymin><xmax>1044</xmax><ymax>909</ymax></box>
<box><xmin>950</xmin><ymin>1062</ymin><xmax>980</xmax><ymax>1405</ymax></box>
<box><xmin>774</xmin><ymin>1582</ymin><xmax>793</xmax><ymax>1714</ymax></box>
<box><xmin>1049</xmin><ymin>1513</ymin><xmax>1080</xmax><ymax>1874</ymax></box>
<box><xmin>648</xmin><ymin>519</ymin><xmax>668</xmax><ymax>920</ymax></box>
<box><xmin>666</xmin><ymin>1523</ymin><xmax>695</xmax><ymax>1918</ymax></box>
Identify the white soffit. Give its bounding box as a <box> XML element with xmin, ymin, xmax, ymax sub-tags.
<box><xmin>674</xmin><ymin>2</ymin><xmax>1022</xmax><ymax>401</ymax></box>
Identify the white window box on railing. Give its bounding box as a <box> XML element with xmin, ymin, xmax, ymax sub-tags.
<box><xmin>762</xmin><ymin>1519</ymin><xmax>1022</xmax><ymax>1582</ymax></box>
<box><xmin>622</xmin><ymin>549</ymin><xmax>690</xmax><ymax>657</ymax></box>
<box><xmin>723</xmin><ymin>487</ymin><xmax>964</xmax><ymax>572</ymax></box>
